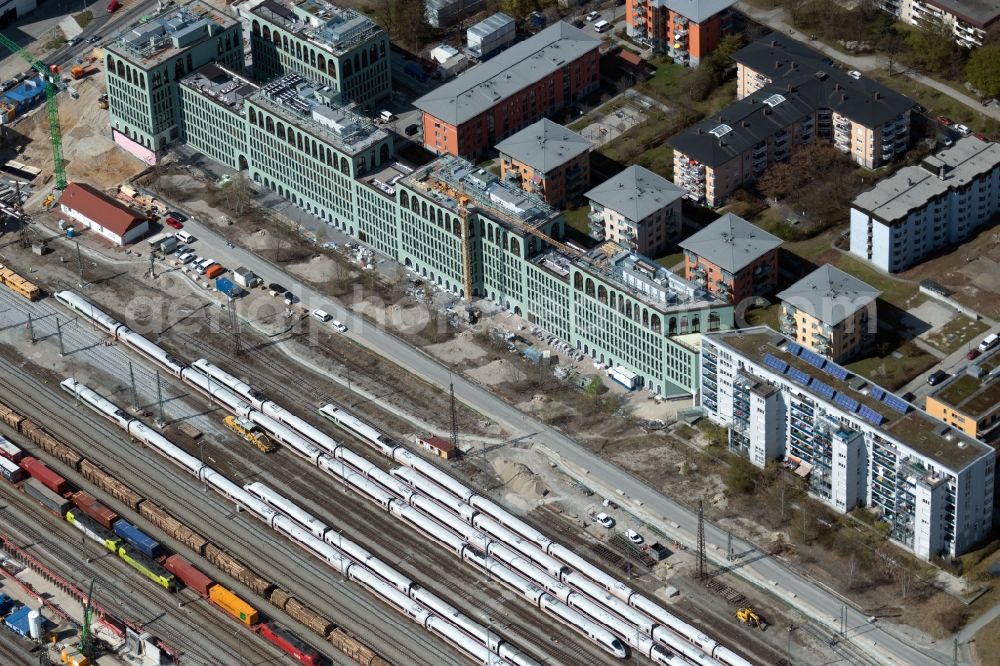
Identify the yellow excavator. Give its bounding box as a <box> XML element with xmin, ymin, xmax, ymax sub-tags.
<box><xmin>736</xmin><ymin>607</ymin><xmax>766</xmax><ymax>629</ymax></box>
<box><xmin>224</xmin><ymin>415</ymin><xmax>276</xmax><ymax>453</ymax></box>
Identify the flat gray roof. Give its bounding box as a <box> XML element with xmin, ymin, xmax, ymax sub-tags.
<box><xmin>853</xmin><ymin>136</ymin><xmax>1000</xmax><ymax>223</ymax></box>
<box><xmin>585</xmin><ymin>165</ymin><xmax>684</xmax><ymax>222</ymax></box>
<box><xmin>109</xmin><ymin>0</ymin><xmax>238</xmax><ymax>68</ymax></box>
<box><xmin>467</xmin><ymin>12</ymin><xmax>514</xmax><ymax>39</ymax></box>
<box><xmin>414</xmin><ymin>21</ymin><xmax>601</xmax><ymax>126</ymax></box>
<box><xmin>923</xmin><ymin>0</ymin><xmax>1000</xmax><ymax>27</ymax></box>
<box><xmin>679</xmin><ymin>213</ymin><xmax>782</xmax><ymax>273</ymax></box>
<box><xmin>495</xmin><ymin>119</ymin><xmax>591</xmax><ymax>173</ymax></box>
<box><xmin>777</xmin><ymin>264</ymin><xmax>880</xmax><ymax>326</ymax></box>
<box><xmin>181</xmin><ymin>63</ymin><xmax>259</xmax><ymax>112</ymax></box>
<box><xmin>648</xmin><ymin>0</ymin><xmax>737</xmax><ymax>23</ymax></box>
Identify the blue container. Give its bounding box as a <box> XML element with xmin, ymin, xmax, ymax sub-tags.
<box><xmin>66</xmin><ymin>227</ymin><xmax>75</xmax><ymax>239</ymax></box>
<box><xmin>114</xmin><ymin>519</ymin><xmax>162</xmax><ymax>558</ymax></box>
<box><xmin>215</xmin><ymin>277</ymin><xmax>242</xmax><ymax>298</ymax></box>
<box><xmin>0</xmin><ymin>593</ymin><xmax>13</xmax><ymax>616</ymax></box>
<box><xmin>4</xmin><ymin>605</ymin><xmax>30</xmax><ymax>637</ymax></box>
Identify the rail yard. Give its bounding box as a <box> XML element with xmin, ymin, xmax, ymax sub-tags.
<box><xmin>0</xmin><ymin>249</ymin><xmax>767</xmax><ymax>665</ymax></box>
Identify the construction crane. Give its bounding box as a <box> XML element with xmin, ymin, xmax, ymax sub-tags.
<box><xmin>0</xmin><ymin>33</ymin><xmax>67</xmax><ymax>190</ymax></box>
<box><xmin>80</xmin><ymin>578</ymin><xmax>96</xmax><ymax>658</ymax></box>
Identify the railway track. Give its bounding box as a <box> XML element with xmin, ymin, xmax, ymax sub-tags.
<box><xmin>0</xmin><ymin>351</ymin><xmax>462</xmax><ymax>666</ymax></box>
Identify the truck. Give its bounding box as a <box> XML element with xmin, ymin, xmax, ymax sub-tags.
<box><xmin>233</xmin><ymin>266</ymin><xmax>261</xmax><ymax>288</ymax></box>
<box><xmin>215</xmin><ymin>277</ymin><xmax>243</xmax><ymax>298</ymax></box>
<box><xmin>223</xmin><ymin>415</ymin><xmax>275</xmax><ymax>453</ymax></box>
<box><xmin>70</xmin><ymin>66</ymin><xmax>95</xmax><ymax>80</ymax></box>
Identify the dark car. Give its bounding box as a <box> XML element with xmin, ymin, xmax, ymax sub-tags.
<box><xmin>404</xmin><ymin>123</ymin><xmax>419</xmax><ymax>136</ymax></box>
<box><xmin>966</xmin><ymin>348</ymin><xmax>981</xmax><ymax>361</ymax></box>
<box><xmin>165</xmin><ymin>217</ymin><xmax>183</xmax><ymax>229</ymax></box>
<box><xmin>573</xmin><ymin>19</ymin><xmax>585</xmax><ymax>28</ymax></box>
<box><xmin>927</xmin><ymin>370</ymin><xmax>948</xmax><ymax>386</ymax></box>
<box><xmin>268</xmin><ymin>283</ymin><xmax>287</xmax><ymax>296</ymax></box>
<box><xmin>167</xmin><ymin>210</ymin><xmax>188</xmax><ymax>223</ymax></box>
<box><xmin>936</xmin><ymin>116</ymin><xmax>954</xmax><ymax>126</ymax></box>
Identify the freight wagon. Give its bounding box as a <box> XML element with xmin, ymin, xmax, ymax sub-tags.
<box><xmin>0</xmin><ymin>436</ymin><xmax>23</xmax><ymax>462</ymax></box>
<box><xmin>0</xmin><ymin>264</ymin><xmax>40</xmax><ymax>301</ymax></box>
<box><xmin>258</xmin><ymin>622</ymin><xmax>321</xmax><ymax>666</ymax></box>
<box><xmin>116</xmin><ymin>545</ymin><xmax>176</xmax><ymax>592</ymax></box>
<box><xmin>66</xmin><ymin>510</ymin><xmax>122</xmax><ymax>553</ymax></box>
<box><xmin>163</xmin><ymin>554</ymin><xmax>214</xmax><ymax>597</ymax></box>
<box><xmin>209</xmin><ymin>584</ymin><xmax>258</xmax><ymax>626</ymax></box>
<box><xmin>114</xmin><ymin>519</ymin><xmax>163</xmax><ymax>558</ymax></box>
<box><xmin>0</xmin><ymin>457</ymin><xmax>24</xmax><ymax>483</ymax></box>
<box><xmin>23</xmin><ymin>478</ymin><xmax>69</xmax><ymax>514</ymax></box>
<box><xmin>19</xmin><ymin>457</ymin><xmax>69</xmax><ymax>494</ymax></box>
<box><xmin>70</xmin><ymin>491</ymin><xmax>118</xmax><ymax>529</ymax></box>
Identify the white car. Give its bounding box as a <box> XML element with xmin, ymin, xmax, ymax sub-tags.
<box><xmin>586</xmin><ymin>10</ymin><xmax>601</xmax><ymax>21</ymax></box>
<box><xmin>847</xmin><ymin>70</ymin><xmax>861</xmax><ymax>80</ymax></box>
<box><xmin>954</xmin><ymin>124</ymin><xmax>971</xmax><ymax>136</ymax></box>
<box><xmin>331</xmin><ymin>319</ymin><xmax>348</xmax><ymax>333</ymax></box>
<box><xmin>311</xmin><ymin>309</ymin><xmax>332</xmax><ymax>322</ymax></box>
<box><xmin>177</xmin><ymin>253</ymin><xmax>196</xmax><ymax>265</ymax></box>
<box><xmin>626</xmin><ymin>529</ymin><xmax>643</xmax><ymax>544</ymax></box>
<box><xmin>594</xmin><ymin>512</ymin><xmax>615</xmax><ymax>528</ymax></box>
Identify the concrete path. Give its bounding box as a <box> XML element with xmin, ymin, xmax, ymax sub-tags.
<box><xmin>735</xmin><ymin>1</ymin><xmax>1000</xmax><ymax>122</ymax></box>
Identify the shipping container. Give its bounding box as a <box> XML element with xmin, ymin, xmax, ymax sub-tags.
<box><xmin>204</xmin><ymin>264</ymin><xmax>225</xmax><ymax>280</ymax></box>
<box><xmin>163</xmin><ymin>555</ymin><xmax>214</xmax><ymax>597</ymax></box>
<box><xmin>117</xmin><ymin>545</ymin><xmax>176</xmax><ymax>591</ymax></box>
<box><xmin>24</xmin><ymin>478</ymin><xmax>69</xmax><ymax>514</ymax></box>
<box><xmin>0</xmin><ymin>457</ymin><xmax>24</xmax><ymax>482</ymax></box>
<box><xmin>233</xmin><ymin>267</ymin><xmax>261</xmax><ymax>288</ymax></box>
<box><xmin>113</xmin><ymin>519</ymin><xmax>162</xmax><ymax>558</ymax></box>
<box><xmin>259</xmin><ymin>622</ymin><xmax>321</xmax><ymax>666</ymax></box>
<box><xmin>159</xmin><ymin>236</ymin><xmax>179</xmax><ymax>254</ymax></box>
<box><xmin>66</xmin><ymin>510</ymin><xmax>121</xmax><ymax>552</ymax></box>
<box><xmin>0</xmin><ymin>435</ymin><xmax>23</xmax><ymax>462</ymax></box>
<box><xmin>208</xmin><ymin>584</ymin><xmax>258</xmax><ymax>626</ymax></box>
<box><xmin>71</xmin><ymin>492</ymin><xmax>118</xmax><ymax>529</ymax></box>
<box><xmin>215</xmin><ymin>277</ymin><xmax>242</xmax><ymax>298</ymax></box>
<box><xmin>19</xmin><ymin>457</ymin><xmax>69</xmax><ymax>494</ymax></box>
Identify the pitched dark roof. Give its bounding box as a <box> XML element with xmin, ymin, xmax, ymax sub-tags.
<box><xmin>732</xmin><ymin>34</ymin><xmax>915</xmax><ymax>127</ymax></box>
<box><xmin>679</xmin><ymin>213</ymin><xmax>782</xmax><ymax>273</ymax></box>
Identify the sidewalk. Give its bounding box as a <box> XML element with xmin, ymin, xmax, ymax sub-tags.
<box><xmin>735</xmin><ymin>2</ymin><xmax>1000</xmax><ymax>122</ymax></box>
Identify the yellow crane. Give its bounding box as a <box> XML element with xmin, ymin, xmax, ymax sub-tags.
<box><xmin>223</xmin><ymin>415</ymin><xmax>276</xmax><ymax>453</ymax></box>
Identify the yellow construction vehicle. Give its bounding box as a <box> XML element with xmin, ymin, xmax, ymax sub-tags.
<box><xmin>223</xmin><ymin>415</ymin><xmax>276</xmax><ymax>453</ymax></box>
<box><xmin>736</xmin><ymin>607</ymin><xmax>766</xmax><ymax>629</ymax></box>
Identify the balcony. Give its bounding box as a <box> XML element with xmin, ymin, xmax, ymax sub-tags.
<box><xmin>673</xmin><ymin>15</ymin><xmax>688</xmax><ymax>25</ymax></box>
<box><xmin>589</xmin><ymin>222</ymin><xmax>605</xmax><ymax>240</ymax></box>
<box><xmin>674</xmin><ymin>29</ymin><xmax>688</xmax><ymax>39</ymax></box>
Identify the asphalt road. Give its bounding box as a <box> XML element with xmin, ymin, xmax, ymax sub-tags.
<box><xmin>171</xmin><ymin>214</ymin><xmax>966</xmax><ymax>666</ymax></box>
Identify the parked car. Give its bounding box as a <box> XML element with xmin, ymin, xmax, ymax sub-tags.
<box><xmin>165</xmin><ymin>216</ymin><xmax>183</xmax><ymax>229</ymax></box>
<box><xmin>927</xmin><ymin>370</ymin><xmax>948</xmax><ymax>386</ymax></box>
<box><xmin>980</xmin><ymin>333</ymin><xmax>999</xmax><ymax>353</ymax></box>
<box><xmin>936</xmin><ymin>116</ymin><xmax>954</xmax><ymax>126</ymax></box>
<box><xmin>954</xmin><ymin>124</ymin><xmax>971</xmax><ymax>136</ymax></box>
<box><xmin>404</xmin><ymin>123</ymin><xmax>419</xmax><ymax>136</ymax></box>
<box><xmin>177</xmin><ymin>253</ymin><xmax>196</xmax><ymax>264</ymax></box>
<box><xmin>846</xmin><ymin>70</ymin><xmax>861</xmax><ymax>80</ymax></box>
<box><xmin>626</xmin><ymin>529</ymin><xmax>643</xmax><ymax>544</ymax></box>
<box><xmin>586</xmin><ymin>10</ymin><xmax>601</xmax><ymax>21</ymax></box>
<box><xmin>268</xmin><ymin>283</ymin><xmax>287</xmax><ymax>296</ymax></box>
<box><xmin>573</xmin><ymin>19</ymin><xmax>585</xmax><ymax>28</ymax></box>
<box><xmin>167</xmin><ymin>211</ymin><xmax>188</xmax><ymax>223</ymax></box>
<box><xmin>331</xmin><ymin>319</ymin><xmax>348</xmax><ymax>333</ymax></box>
<box><xmin>966</xmin><ymin>348</ymin><xmax>981</xmax><ymax>361</ymax></box>
<box><xmin>87</xmin><ymin>35</ymin><xmax>101</xmax><ymax>44</ymax></box>
<box><xmin>594</xmin><ymin>512</ymin><xmax>615</xmax><ymax>528</ymax></box>
<box><xmin>283</xmin><ymin>292</ymin><xmax>299</xmax><ymax>305</ymax></box>
<box><xmin>311</xmin><ymin>309</ymin><xmax>332</xmax><ymax>322</ymax></box>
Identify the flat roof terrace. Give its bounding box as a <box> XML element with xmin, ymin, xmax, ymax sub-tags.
<box><xmin>109</xmin><ymin>0</ymin><xmax>238</xmax><ymax>68</ymax></box>
<box><xmin>715</xmin><ymin>329</ymin><xmax>992</xmax><ymax>470</ymax></box>
<box><xmin>251</xmin><ymin>0</ymin><xmax>381</xmax><ymax>55</ymax></box>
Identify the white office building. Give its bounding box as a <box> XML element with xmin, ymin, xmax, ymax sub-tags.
<box><xmin>701</xmin><ymin>328</ymin><xmax>995</xmax><ymax>559</ymax></box>
<box><xmin>850</xmin><ymin>136</ymin><xmax>1000</xmax><ymax>273</ymax></box>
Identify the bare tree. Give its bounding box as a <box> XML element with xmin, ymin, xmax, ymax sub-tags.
<box><xmin>847</xmin><ymin>553</ymin><xmax>859</xmax><ymax>590</ymax></box>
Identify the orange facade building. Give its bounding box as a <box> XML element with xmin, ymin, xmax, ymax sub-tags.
<box><xmin>415</xmin><ymin>22</ymin><xmax>601</xmax><ymax>160</ymax></box>
<box><xmin>680</xmin><ymin>213</ymin><xmax>781</xmax><ymax>305</ymax></box>
<box><xmin>626</xmin><ymin>0</ymin><xmax>736</xmax><ymax>65</ymax></box>
<box><xmin>496</xmin><ymin>119</ymin><xmax>591</xmax><ymax>208</ymax></box>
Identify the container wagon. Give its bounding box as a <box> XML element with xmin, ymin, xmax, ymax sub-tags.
<box><xmin>163</xmin><ymin>555</ymin><xmax>214</xmax><ymax>597</ymax></box>
<box><xmin>209</xmin><ymin>585</ymin><xmax>258</xmax><ymax>626</ymax></box>
<box><xmin>18</xmin><ymin>457</ymin><xmax>69</xmax><ymax>494</ymax></box>
<box><xmin>70</xmin><ymin>491</ymin><xmax>118</xmax><ymax>529</ymax></box>
<box><xmin>114</xmin><ymin>519</ymin><xmax>163</xmax><ymax>558</ymax></box>
<box><xmin>0</xmin><ymin>457</ymin><xmax>24</xmax><ymax>483</ymax></box>
<box><xmin>0</xmin><ymin>436</ymin><xmax>23</xmax><ymax>462</ymax></box>
<box><xmin>23</xmin><ymin>478</ymin><xmax>69</xmax><ymax>514</ymax></box>
<box><xmin>116</xmin><ymin>545</ymin><xmax>176</xmax><ymax>591</ymax></box>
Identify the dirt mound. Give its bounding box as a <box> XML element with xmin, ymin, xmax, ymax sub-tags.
<box><xmin>492</xmin><ymin>457</ymin><xmax>547</xmax><ymax>501</ymax></box>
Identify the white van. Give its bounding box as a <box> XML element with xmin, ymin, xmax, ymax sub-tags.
<box><xmin>195</xmin><ymin>258</ymin><xmax>215</xmax><ymax>275</ymax></box>
<box><xmin>311</xmin><ymin>309</ymin><xmax>332</xmax><ymax>322</ymax></box>
<box><xmin>379</xmin><ymin>110</ymin><xmax>396</xmax><ymax>123</ymax></box>
<box><xmin>979</xmin><ymin>333</ymin><xmax>999</xmax><ymax>353</ymax></box>
<box><xmin>175</xmin><ymin>230</ymin><xmax>194</xmax><ymax>243</ymax></box>
<box><xmin>594</xmin><ymin>20</ymin><xmax>612</xmax><ymax>33</ymax></box>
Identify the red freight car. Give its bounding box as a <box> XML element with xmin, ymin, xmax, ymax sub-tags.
<box><xmin>259</xmin><ymin>622</ymin><xmax>321</xmax><ymax>666</ymax></box>
<box><xmin>163</xmin><ymin>555</ymin><xmax>215</xmax><ymax>597</ymax></box>
<box><xmin>0</xmin><ymin>436</ymin><xmax>23</xmax><ymax>463</ymax></box>
<box><xmin>71</xmin><ymin>492</ymin><xmax>119</xmax><ymax>529</ymax></box>
<box><xmin>19</xmin><ymin>457</ymin><xmax>69</xmax><ymax>494</ymax></box>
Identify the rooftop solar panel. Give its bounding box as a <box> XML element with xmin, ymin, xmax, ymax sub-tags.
<box><xmin>785</xmin><ymin>342</ymin><xmax>803</xmax><ymax>356</ymax></box>
<box><xmin>833</xmin><ymin>392</ymin><xmax>859</xmax><ymax>413</ymax></box>
<box><xmin>882</xmin><ymin>394</ymin><xmax>909</xmax><ymax>414</ymax></box>
<box><xmin>825</xmin><ymin>364</ymin><xmax>849</xmax><ymax>381</ymax></box>
<box><xmin>787</xmin><ymin>368</ymin><xmax>810</xmax><ymax>384</ymax></box>
<box><xmin>810</xmin><ymin>378</ymin><xmax>834</xmax><ymax>399</ymax></box>
<box><xmin>869</xmin><ymin>387</ymin><xmax>885</xmax><ymax>401</ymax></box>
<box><xmin>800</xmin><ymin>349</ymin><xmax>827</xmax><ymax>369</ymax></box>
<box><xmin>858</xmin><ymin>405</ymin><xmax>884</xmax><ymax>426</ymax></box>
<box><xmin>763</xmin><ymin>353</ymin><xmax>789</xmax><ymax>374</ymax></box>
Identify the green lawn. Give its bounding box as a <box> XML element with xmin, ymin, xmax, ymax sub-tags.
<box><xmin>868</xmin><ymin>71</ymin><xmax>1000</xmax><ymax>138</ymax></box>
<box><xmin>846</xmin><ymin>341</ymin><xmax>937</xmax><ymax>390</ymax></box>
<box><xmin>746</xmin><ymin>302</ymin><xmax>781</xmax><ymax>330</ymax></box>
<box><xmin>654</xmin><ymin>251</ymin><xmax>684</xmax><ymax>272</ymax></box>
<box><xmin>937</xmin><ymin>375</ymin><xmax>981</xmax><ymax>405</ymax></box>
<box><xmin>923</xmin><ymin>316</ymin><xmax>990</xmax><ymax>355</ymax></box>
<box><xmin>832</xmin><ymin>253</ymin><xmax>918</xmax><ymax>305</ymax></box>
<box><xmin>564</xmin><ymin>205</ymin><xmax>592</xmax><ymax>238</ymax></box>
<box><xmin>633</xmin><ymin>143</ymin><xmax>673</xmax><ymax>180</ymax></box>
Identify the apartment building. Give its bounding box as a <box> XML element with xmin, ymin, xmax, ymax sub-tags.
<box><xmin>104</xmin><ymin>1</ymin><xmax>244</xmax><ymax>164</ymax></box>
<box><xmin>701</xmin><ymin>328</ymin><xmax>995</xmax><ymax>559</ymax></box>
<box><xmin>777</xmin><ymin>264</ymin><xmax>880</xmax><ymax>363</ymax></box>
<box><xmin>880</xmin><ymin>0</ymin><xmax>1000</xmax><ymax>48</ymax></box>
<box><xmin>248</xmin><ymin>0</ymin><xmax>390</xmax><ymax>109</ymax></box>
<box><xmin>414</xmin><ymin>22</ymin><xmax>601</xmax><ymax>160</ymax></box>
<box><xmin>850</xmin><ymin>136</ymin><xmax>1000</xmax><ymax>273</ymax></box>
<box><xmin>926</xmin><ymin>362</ymin><xmax>1000</xmax><ymax>441</ymax></box>
<box><xmin>496</xmin><ymin>119</ymin><xmax>592</xmax><ymax>208</ymax></box>
<box><xmin>671</xmin><ymin>35</ymin><xmax>914</xmax><ymax>206</ymax></box>
<box><xmin>585</xmin><ymin>166</ymin><xmax>684</xmax><ymax>256</ymax></box>
<box><xmin>680</xmin><ymin>213</ymin><xmax>782</xmax><ymax>304</ymax></box>
<box><xmin>626</xmin><ymin>0</ymin><xmax>736</xmax><ymax>65</ymax></box>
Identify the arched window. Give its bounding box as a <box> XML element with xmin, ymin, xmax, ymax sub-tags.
<box><xmin>400</xmin><ymin>191</ymin><xmax>409</xmax><ymax>208</ymax></box>
<box><xmin>276</xmin><ymin>122</ymin><xmax>284</xmax><ymax>140</ymax></box>
<box><xmin>691</xmin><ymin>316</ymin><xmax>700</xmax><ymax>333</ymax></box>
<box><xmin>709</xmin><ymin>312</ymin><xmax>721</xmax><ymax>332</ymax></box>
<box><xmin>328</xmin><ymin>60</ymin><xmax>337</xmax><ymax>78</ymax></box>
<box><xmin>668</xmin><ymin>317</ymin><xmax>677</xmax><ymax>335</ymax></box>
<box><xmin>453</xmin><ymin>218</ymin><xmax>460</xmax><ymax>235</ymax></box>
<box><xmin>488</xmin><ymin>226</ymin><xmax>494</xmax><ymax>243</ymax></box>
<box><xmin>411</xmin><ymin>196</ymin><xmax>419</xmax><ymax>213</ymax></box>
<box><xmin>287</xmin><ymin>128</ymin><xmax>295</xmax><ymax>146</ymax></box>
<box><xmin>326</xmin><ymin>148</ymin><xmax>333</xmax><ymax>166</ymax></box>
<box><xmin>354</xmin><ymin>53</ymin><xmax>360</xmax><ymax>72</ymax></box>
<box><xmin>597</xmin><ymin>285</ymin><xmax>608</xmax><ymax>304</ymax></box>
<box><xmin>510</xmin><ymin>238</ymin><xmax>520</xmax><ymax>255</ymax></box>
<box><xmin>186</xmin><ymin>53</ymin><xmax>193</xmax><ymax>72</ymax></box>
<box><xmin>421</xmin><ymin>202</ymin><xmax>428</xmax><ymax>219</ymax></box>
<box><xmin>574</xmin><ymin>273</ymin><xmax>583</xmax><ymax>290</ymax></box>
<box><xmin>626</xmin><ymin>302</ymin><xmax>632</xmax><ymax>318</ymax></box>
<box><xmin>297</xmin><ymin>133</ymin><xmax>303</xmax><ymax>151</ymax></box>
<box><xmin>266</xmin><ymin>117</ymin><xmax>274</xmax><ymax>133</ymax></box>
<box><xmin>651</xmin><ymin>314</ymin><xmax>661</xmax><ymax>333</ymax></box>
<box><xmin>585</xmin><ymin>278</ymin><xmax>595</xmax><ymax>298</ymax></box>
<box><xmin>282</xmin><ymin>35</ymin><xmax>289</xmax><ymax>51</ymax></box>
<box><xmin>295</xmin><ymin>42</ymin><xmax>302</xmax><ymax>60</ymax></box>
<box><xmin>340</xmin><ymin>157</ymin><xmax>350</xmax><ymax>174</ymax></box>
<box><xmin>370</xmin><ymin>45</ymin><xmax>378</xmax><ymax>62</ymax></box>
<box><xmin>343</xmin><ymin>59</ymin><xmax>352</xmax><ymax>77</ymax></box>
<box><xmin>680</xmin><ymin>316</ymin><xmax>688</xmax><ymax>334</ymax></box>
<box><xmin>379</xmin><ymin>144</ymin><xmax>389</xmax><ymax>164</ymax></box>
<box><xmin>310</xmin><ymin>50</ymin><xmax>316</xmax><ymax>68</ymax></box>
<box><xmin>273</xmin><ymin>31</ymin><xmax>281</xmax><ymax>46</ymax></box>
<box><xmin>311</xmin><ymin>139</ymin><xmax>318</xmax><ymax>159</ymax></box>
<box><xmin>107</xmin><ymin>55</ymin><xmax>115</xmax><ymax>71</ymax></box>
<box><xmin>436</xmin><ymin>209</ymin><xmax>442</xmax><ymax>225</ymax></box>
<box><xmin>248</xmin><ymin>108</ymin><xmax>257</xmax><ymax>125</ymax></box>
<box><xmin>138</xmin><ymin>72</ymin><xmax>145</xmax><ymax>87</ymax></box>
<box><xmin>318</xmin><ymin>54</ymin><xmax>326</xmax><ymax>72</ymax></box>
<box><xmin>642</xmin><ymin>310</ymin><xmax>649</xmax><ymax>327</ymax></box>
<box><xmin>361</xmin><ymin>50</ymin><xmax>368</xmax><ymax>68</ymax></box>
<box><xmin>253</xmin><ymin>21</ymin><xmax>261</xmax><ymax>37</ymax></box>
